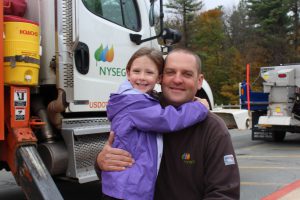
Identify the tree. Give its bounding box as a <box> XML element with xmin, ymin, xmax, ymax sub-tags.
<box><xmin>246</xmin><ymin>0</ymin><xmax>291</xmax><ymax>65</ymax></box>
<box><xmin>286</xmin><ymin>0</ymin><xmax>300</xmax><ymax>62</ymax></box>
<box><xmin>226</xmin><ymin>0</ymin><xmax>248</xmax><ymax>54</ymax></box>
<box><xmin>190</xmin><ymin>9</ymin><xmax>230</xmax><ymax>104</ymax></box>
<box><xmin>165</xmin><ymin>0</ymin><xmax>203</xmax><ymax>47</ymax></box>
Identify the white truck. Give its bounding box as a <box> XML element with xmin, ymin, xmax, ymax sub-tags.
<box><xmin>248</xmin><ymin>64</ymin><xmax>300</xmax><ymax>142</ymax></box>
<box><xmin>212</xmin><ymin>107</ymin><xmax>250</xmax><ymax>130</ymax></box>
<box><xmin>0</xmin><ymin>0</ymin><xmax>214</xmax><ymax>199</ymax></box>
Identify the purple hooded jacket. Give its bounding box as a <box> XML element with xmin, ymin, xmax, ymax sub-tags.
<box><xmin>102</xmin><ymin>81</ymin><xmax>208</xmax><ymax>200</ymax></box>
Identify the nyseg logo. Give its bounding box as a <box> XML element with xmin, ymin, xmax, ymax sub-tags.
<box><xmin>181</xmin><ymin>153</ymin><xmax>195</xmax><ymax>165</ymax></box>
<box><xmin>94</xmin><ymin>44</ymin><xmax>114</xmax><ymax>62</ymax></box>
<box><xmin>94</xmin><ymin>44</ymin><xmax>126</xmax><ymax>77</ymax></box>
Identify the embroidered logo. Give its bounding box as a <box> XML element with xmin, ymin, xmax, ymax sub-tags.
<box><xmin>224</xmin><ymin>154</ymin><xmax>235</xmax><ymax>166</ymax></box>
<box><xmin>181</xmin><ymin>153</ymin><xmax>195</xmax><ymax>165</ymax></box>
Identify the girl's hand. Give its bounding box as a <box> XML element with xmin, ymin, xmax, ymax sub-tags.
<box><xmin>194</xmin><ymin>97</ymin><xmax>209</xmax><ymax>109</ymax></box>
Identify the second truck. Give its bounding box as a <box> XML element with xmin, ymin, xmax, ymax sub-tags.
<box><xmin>241</xmin><ymin>64</ymin><xmax>300</xmax><ymax>142</ymax></box>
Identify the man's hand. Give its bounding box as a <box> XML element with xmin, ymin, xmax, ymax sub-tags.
<box><xmin>194</xmin><ymin>97</ymin><xmax>210</xmax><ymax>109</ymax></box>
<box><xmin>96</xmin><ymin>131</ymin><xmax>134</xmax><ymax>171</ymax></box>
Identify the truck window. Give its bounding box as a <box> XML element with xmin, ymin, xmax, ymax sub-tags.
<box><xmin>82</xmin><ymin>0</ymin><xmax>140</xmax><ymax>31</ymax></box>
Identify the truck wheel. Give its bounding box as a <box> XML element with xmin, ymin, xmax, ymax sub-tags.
<box><xmin>272</xmin><ymin>131</ymin><xmax>286</xmax><ymax>142</ymax></box>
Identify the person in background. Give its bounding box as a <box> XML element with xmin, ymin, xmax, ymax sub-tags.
<box><xmin>101</xmin><ymin>47</ymin><xmax>209</xmax><ymax>200</ymax></box>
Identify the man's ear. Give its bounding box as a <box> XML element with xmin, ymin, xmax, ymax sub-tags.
<box><xmin>197</xmin><ymin>74</ymin><xmax>204</xmax><ymax>90</ymax></box>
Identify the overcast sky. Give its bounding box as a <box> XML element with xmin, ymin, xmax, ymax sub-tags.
<box><xmin>203</xmin><ymin>0</ymin><xmax>240</xmax><ymax>10</ymax></box>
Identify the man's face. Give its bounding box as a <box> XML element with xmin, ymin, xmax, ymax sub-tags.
<box><xmin>162</xmin><ymin>52</ymin><xmax>203</xmax><ymax>107</ymax></box>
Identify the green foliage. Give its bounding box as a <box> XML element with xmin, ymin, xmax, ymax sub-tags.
<box><xmin>246</xmin><ymin>0</ymin><xmax>292</xmax><ymax>64</ymax></box>
<box><xmin>190</xmin><ymin>9</ymin><xmax>232</xmax><ymax>104</ymax></box>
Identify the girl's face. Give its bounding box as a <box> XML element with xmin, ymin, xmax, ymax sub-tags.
<box><xmin>127</xmin><ymin>55</ymin><xmax>161</xmax><ymax>93</ymax></box>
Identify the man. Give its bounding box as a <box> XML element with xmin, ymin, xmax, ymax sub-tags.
<box><xmin>97</xmin><ymin>48</ymin><xmax>240</xmax><ymax>199</ymax></box>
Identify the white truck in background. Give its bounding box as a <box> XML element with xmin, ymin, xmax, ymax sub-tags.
<box><xmin>212</xmin><ymin>107</ymin><xmax>250</xmax><ymax>130</ymax></box>
<box><xmin>249</xmin><ymin>64</ymin><xmax>300</xmax><ymax>142</ymax></box>
<box><xmin>0</xmin><ymin>0</ymin><xmax>214</xmax><ymax>199</ymax></box>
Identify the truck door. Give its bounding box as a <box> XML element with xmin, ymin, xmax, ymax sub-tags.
<box><xmin>71</xmin><ymin>0</ymin><xmax>155</xmax><ymax>112</ymax></box>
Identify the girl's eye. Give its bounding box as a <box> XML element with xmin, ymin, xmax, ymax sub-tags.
<box><xmin>133</xmin><ymin>69</ymin><xmax>140</xmax><ymax>73</ymax></box>
<box><xmin>147</xmin><ymin>71</ymin><xmax>154</xmax><ymax>74</ymax></box>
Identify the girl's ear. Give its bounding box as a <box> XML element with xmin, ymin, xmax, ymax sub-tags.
<box><xmin>126</xmin><ymin>69</ymin><xmax>130</xmax><ymax>80</ymax></box>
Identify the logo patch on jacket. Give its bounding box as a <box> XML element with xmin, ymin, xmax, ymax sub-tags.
<box><xmin>181</xmin><ymin>153</ymin><xmax>195</xmax><ymax>165</ymax></box>
<box><xmin>224</xmin><ymin>154</ymin><xmax>235</xmax><ymax>166</ymax></box>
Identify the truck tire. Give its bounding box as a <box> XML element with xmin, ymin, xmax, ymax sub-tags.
<box><xmin>272</xmin><ymin>131</ymin><xmax>286</xmax><ymax>142</ymax></box>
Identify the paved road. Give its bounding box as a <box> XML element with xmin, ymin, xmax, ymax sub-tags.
<box><xmin>1</xmin><ymin>129</ymin><xmax>300</xmax><ymax>199</ymax></box>
<box><xmin>232</xmin><ymin>129</ymin><xmax>300</xmax><ymax>199</ymax></box>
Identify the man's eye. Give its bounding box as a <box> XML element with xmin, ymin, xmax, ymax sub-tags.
<box><xmin>184</xmin><ymin>73</ymin><xmax>193</xmax><ymax>77</ymax></box>
<box><xmin>164</xmin><ymin>71</ymin><xmax>174</xmax><ymax>75</ymax></box>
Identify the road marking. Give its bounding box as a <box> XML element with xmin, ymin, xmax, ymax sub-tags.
<box><xmin>240</xmin><ymin>143</ymin><xmax>300</xmax><ymax>151</ymax></box>
<box><xmin>237</xmin><ymin>155</ymin><xmax>300</xmax><ymax>158</ymax></box>
<box><xmin>240</xmin><ymin>143</ymin><xmax>266</xmax><ymax>150</ymax></box>
<box><xmin>241</xmin><ymin>182</ymin><xmax>288</xmax><ymax>186</ymax></box>
<box><xmin>239</xmin><ymin>166</ymin><xmax>300</xmax><ymax>170</ymax></box>
<box><xmin>261</xmin><ymin>180</ymin><xmax>300</xmax><ymax>200</ymax></box>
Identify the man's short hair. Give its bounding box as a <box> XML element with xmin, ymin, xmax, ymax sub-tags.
<box><xmin>165</xmin><ymin>48</ymin><xmax>202</xmax><ymax>74</ymax></box>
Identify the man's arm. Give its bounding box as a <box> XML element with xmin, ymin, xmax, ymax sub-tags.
<box><xmin>203</xmin><ymin>130</ymin><xmax>240</xmax><ymax>199</ymax></box>
<box><xmin>96</xmin><ymin>132</ymin><xmax>134</xmax><ymax>171</ymax></box>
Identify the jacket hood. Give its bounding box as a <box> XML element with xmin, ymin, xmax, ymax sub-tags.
<box><xmin>107</xmin><ymin>80</ymin><xmax>157</xmax><ymax>121</ymax></box>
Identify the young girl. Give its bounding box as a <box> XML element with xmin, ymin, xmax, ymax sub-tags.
<box><xmin>101</xmin><ymin>47</ymin><xmax>208</xmax><ymax>200</ymax></box>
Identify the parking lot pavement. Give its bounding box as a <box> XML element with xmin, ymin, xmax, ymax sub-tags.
<box><xmin>230</xmin><ymin>130</ymin><xmax>300</xmax><ymax>200</ymax></box>
<box><xmin>261</xmin><ymin>180</ymin><xmax>300</xmax><ymax>200</ymax></box>
<box><xmin>1</xmin><ymin>129</ymin><xmax>300</xmax><ymax>200</ymax></box>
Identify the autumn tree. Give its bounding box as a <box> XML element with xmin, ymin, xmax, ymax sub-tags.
<box><xmin>190</xmin><ymin>9</ymin><xmax>229</xmax><ymax>104</ymax></box>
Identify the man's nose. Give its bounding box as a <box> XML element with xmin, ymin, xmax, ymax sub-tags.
<box><xmin>173</xmin><ymin>73</ymin><xmax>183</xmax><ymax>84</ymax></box>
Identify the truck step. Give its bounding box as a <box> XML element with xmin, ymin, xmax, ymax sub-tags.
<box><xmin>61</xmin><ymin>118</ymin><xmax>110</xmax><ymax>183</ymax></box>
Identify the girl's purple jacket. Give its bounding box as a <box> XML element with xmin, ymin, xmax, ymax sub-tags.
<box><xmin>102</xmin><ymin>81</ymin><xmax>208</xmax><ymax>200</ymax></box>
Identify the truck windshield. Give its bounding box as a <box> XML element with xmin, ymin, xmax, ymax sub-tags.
<box><xmin>82</xmin><ymin>0</ymin><xmax>140</xmax><ymax>31</ymax></box>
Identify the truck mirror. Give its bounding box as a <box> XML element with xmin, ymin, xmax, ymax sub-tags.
<box><xmin>149</xmin><ymin>0</ymin><xmax>160</xmax><ymax>26</ymax></box>
<box><xmin>161</xmin><ymin>28</ymin><xmax>182</xmax><ymax>45</ymax></box>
